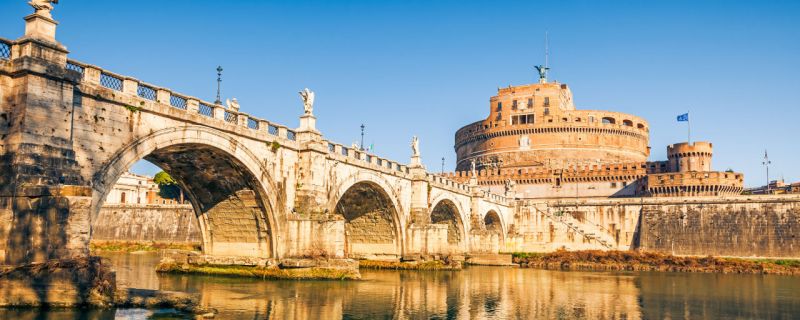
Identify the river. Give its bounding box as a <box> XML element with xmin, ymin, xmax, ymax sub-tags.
<box><xmin>2</xmin><ymin>252</ymin><xmax>799</xmax><ymax>319</ymax></box>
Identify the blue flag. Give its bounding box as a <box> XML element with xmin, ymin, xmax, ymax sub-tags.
<box><xmin>677</xmin><ymin>113</ymin><xmax>689</xmax><ymax>122</ymax></box>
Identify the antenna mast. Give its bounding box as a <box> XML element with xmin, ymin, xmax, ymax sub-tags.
<box><xmin>545</xmin><ymin>31</ymin><xmax>549</xmax><ymax>71</ymax></box>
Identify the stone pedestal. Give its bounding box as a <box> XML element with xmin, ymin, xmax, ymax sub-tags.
<box><xmin>298</xmin><ymin>114</ymin><xmax>317</xmax><ymax>133</ymax></box>
<box><xmin>24</xmin><ymin>14</ymin><xmax>58</xmax><ymax>43</ymax></box>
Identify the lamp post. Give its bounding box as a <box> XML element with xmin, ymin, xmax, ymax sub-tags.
<box><xmin>214</xmin><ymin>66</ymin><xmax>223</xmax><ymax>105</ymax></box>
<box><xmin>360</xmin><ymin>124</ymin><xmax>365</xmax><ymax>151</ymax></box>
<box><xmin>764</xmin><ymin>150</ymin><xmax>771</xmax><ymax>193</ymax></box>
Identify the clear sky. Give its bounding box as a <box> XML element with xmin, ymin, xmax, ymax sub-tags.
<box><xmin>2</xmin><ymin>0</ymin><xmax>798</xmax><ymax>187</ymax></box>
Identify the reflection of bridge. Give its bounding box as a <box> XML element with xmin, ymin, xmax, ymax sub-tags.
<box><xmin>0</xmin><ymin>8</ymin><xmax>512</xmax><ymax>265</ymax></box>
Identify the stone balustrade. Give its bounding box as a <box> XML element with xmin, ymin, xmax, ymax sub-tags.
<box><xmin>65</xmin><ymin>59</ymin><xmax>300</xmax><ymax>144</ymax></box>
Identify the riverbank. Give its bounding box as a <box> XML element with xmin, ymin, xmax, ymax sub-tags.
<box><xmin>0</xmin><ymin>257</ymin><xmax>214</xmax><ymax>317</ymax></box>
<box><xmin>156</xmin><ymin>260</ymin><xmax>361</xmax><ymax>280</ymax></box>
<box><xmin>511</xmin><ymin>250</ymin><xmax>800</xmax><ymax>275</ymax></box>
<box><xmin>359</xmin><ymin>259</ymin><xmax>462</xmax><ymax>270</ymax></box>
<box><xmin>90</xmin><ymin>240</ymin><xmax>201</xmax><ymax>253</ymax></box>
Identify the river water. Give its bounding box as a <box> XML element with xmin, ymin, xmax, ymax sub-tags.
<box><xmin>2</xmin><ymin>252</ymin><xmax>799</xmax><ymax>319</ymax></box>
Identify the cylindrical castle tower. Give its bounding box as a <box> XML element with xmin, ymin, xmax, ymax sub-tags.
<box><xmin>667</xmin><ymin>142</ymin><xmax>713</xmax><ymax>172</ymax></box>
<box><xmin>454</xmin><ymin>82</ymin><xmax>650</xmax><ymax>171</ymax></box>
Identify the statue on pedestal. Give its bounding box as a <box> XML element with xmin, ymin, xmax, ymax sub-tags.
<box><xmin>410</xmin><ymin>136</ymin><xmax>420</xmax><ymax>157</ymax></box>
<box><xmin>29</xmin><ymin>0</ymin><xmax>58</xmax><ymax>18</ymax></box>
<box><xmin>226</xmin><ymin>98</ymin><xmax>240</xmax><ymax>111</ymax></box>
<box><xmin>299</xmin><ymin>88</ymin><xmax>315</xmax><ymax>116</ymax></box>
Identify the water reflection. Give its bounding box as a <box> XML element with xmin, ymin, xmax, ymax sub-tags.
<box><xmin>5</xmin><ymin>252</ymin><xmax>799</xmax><ymax>319</ymax></box>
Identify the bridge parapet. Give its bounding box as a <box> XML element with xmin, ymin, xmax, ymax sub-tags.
<box><xmin>322</xmin><ymin>140</ymin><xmax>412</xmax><ymax>178</ymax></box>
<box><xmin>63</xmin><ymin>58</ymin><xmax>300</xmax><ymax>145</ymax></box>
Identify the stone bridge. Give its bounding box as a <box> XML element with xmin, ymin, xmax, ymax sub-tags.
<box><xmin>0</xmin><ymin>11</ymin><xmax>513</xmax><ymax>265</ymax></box>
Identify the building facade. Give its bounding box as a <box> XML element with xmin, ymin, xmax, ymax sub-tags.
<box><xmin>450</xmin><ymin>75</ymin><xmax>743</xmax><ymax>199</ymax></box>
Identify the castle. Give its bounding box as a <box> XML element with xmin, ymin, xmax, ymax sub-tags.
<box><xmin>446</xmin><ymin>70</ymin><xmax>744</xmax><ymax>199</ymax></box>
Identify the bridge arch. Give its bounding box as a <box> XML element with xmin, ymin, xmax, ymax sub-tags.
<box><xmin>430</xmin><ymin>198</ymin><xmax>467</xmax><ymax>253</ymax></box>
<box><xmin>484</xmin><ymin>209</ymin><xmax>506</xmax><ymax>240</ymax></box>
<box><xmin>330</xmin><ymin>172</ymin><xmax>405</xmax><ymax>259</ymax></box>
<box><xmin>92</xmin><ymin>126</ymin><xmax>280</xmax><ymax>258</ymax></box>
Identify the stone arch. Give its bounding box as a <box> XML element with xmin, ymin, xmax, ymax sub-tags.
<box><xmin>330</xmin><ymin>172</ymin><xmax>404</xmax><ymax>259</ymax></box>
<box><xmin>429</xmin><ymin>197</ymin><xmax>467</xmax><ymax>252</ymax></box>
<box><xmin>92</xmin><ymin>126</ymin><xmax>280</xmax><ymax>258</ymax></box>
<box><xmin>484</xmin><ymin>209</ymin><xmax>506</xmax><ymax>239</ymax></box>
<box><xmin>602</xmin><ymin>117</ymin><xmax>616</xmax><ymax>124</ymax></box>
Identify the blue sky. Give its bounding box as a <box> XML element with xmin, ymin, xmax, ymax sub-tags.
<box><xmin>2</xmin><ymin>0</ymin><xmax>798</xmax><ymax>187</ymax></box>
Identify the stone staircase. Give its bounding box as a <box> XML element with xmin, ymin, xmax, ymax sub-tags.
<box><xmin>535</xmin><ymin>207</ymin><xmax>617</xmax><ymax>250</ymax></box>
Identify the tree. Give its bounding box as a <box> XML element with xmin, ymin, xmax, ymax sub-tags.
<box><xmin>153</xmin><ymin>171</ymin><xmax>181</xmax><ymax>200</ymax></box>
<box><xmin>153</xmin><ymin>171</ymin><xmax>176</xmax><ymax>186</ymax></box>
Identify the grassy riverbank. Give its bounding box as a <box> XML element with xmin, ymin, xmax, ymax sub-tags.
<box><xmin>359</xmin><ymin>259</ymin><xmax>462</xmax><ymax>270</ymax></box>
<box><xmin>90</xmin><ymin>241</ymin><xmax>201</xmax><ymax>253</ymax></box>
<box><xmin>511</xmin><ymin>250</ymin><xmax>800</xmax><ymax>275</ymax></box>
<box><xmin>156</xmin><ymin>262</ymin><xmax>360</xmax><ymax>280</ymax></box>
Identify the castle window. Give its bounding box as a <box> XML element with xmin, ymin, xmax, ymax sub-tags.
<box><xmin>544</xmin><ymin>108</ymin><xmax>550</xmax><ymax>115</ymax></box>
<box><xmin>575</xmin><ymin>118</ymin><xmax>582</xmax><ymax>122</ymax></box>
<box><xmin>120</xmin><ymin>192</ymin><xmax>126</xmax><ymax>204</ymax></box>
<box><xmin>512</xmin><ymin>100</ymin><xmax>518</xmax><ymax>110</ymax></box>
<box><xmin>544</xmin><ymin>97</ymin><xmax>550</xmax><ymax>107</ymax></box>
<box><xmin>495</xmin><ymin>112</ymin><xmax>502</xmax><ymax>121</ymax></box>
<box><xmin>562</xmin><ymin>117</ymin><xmax>568</xmax><ymax>122</ymax></box>
<box><xmin>602</xmin><ymin>117</ymin><xmax>615</xmax><ymax>124</ymax></box>
<box><xmin>637</xmin><ymin>123</ymin><xmax>645</xmax><ymax>129</ymax></box>
<box><xmin>589</xmin><ymin>116</ymin><xmax>595</xmax><ymax>122</ymax></box>
<box><xmin>622</xmin><ymin>119</ymin><xmax>633</xmax><ymax>127</ymax></box>
<box><xmin>496</xmin><ymin>102</ymin><xmax>502</xmax><ymax>111</ymax></box>
<box><xmin>611</xmin><ymin>182</ymin><xmax>617</xmax><ymax>188</ymax></box>
<box><xmin>527</xmin><ymin>98</ymin><xmax>533</xmax><ymax>108</ymax></box>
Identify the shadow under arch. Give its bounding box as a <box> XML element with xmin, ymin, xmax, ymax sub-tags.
<box><xmin>91</xmin><ymin>126</ymin><xmax>281</xmax><ymax>258</ymax></box>
<box><xmin>484</xmin><ymin>210</ymin><xmax>505</xmax><ymax>240</ymax></box>
<box><xmin>430</xmin><ymin>198</ymin><xmax>467</xmax><ymax>253</ymax></box>
<box><xmin>331</xmin><ymin>176</ymin><xmax>404</xmax><ymax>260</ymax></box>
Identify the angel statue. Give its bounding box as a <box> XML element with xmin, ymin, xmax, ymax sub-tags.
<box><xmin>29</xmin><ymin>0</ymin><xmax>58</xmax><ymax>18</ymax></box>
<box><xmin>470</xmin><ymin>159</ymin><xmax>477</xmax><ymax>176</ymax></box>
<box><xmin>534</xmin><ymin>65</ymin><xmax>549</xmax><ymax>82</ymax></box>
<box><xmin>226</xmin><ymin>98</ymin><xmax>240</xmax><ymax>111</ymax></box>
<box><xmin>410</xmin><ymin>136</ymin><xmax>420</xmax><ymax>157</ymax></box>
<box><xmin>504</xmin><ymin>179</ymin><xmax>516</xmax><ymax>193</ymax></box>
<box><xmin>299</xmin><ymin>88</ymin><xmax>315</xmax><ymax>115</ymax></box>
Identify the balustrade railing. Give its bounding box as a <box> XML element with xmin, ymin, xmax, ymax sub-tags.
<box><xmin>224</xmin><ymin>110</ymin><xmax>237</xmax><ymax>124</ymax></box>
<box><xmin>66</xmin><ymin>61</ymin><xmax>84</xmax><ymax>77</ymax></box>
<box><xmin>100</xmin><ymin>73</ymin><xmax>123</xmax><ymax>91</ymax></box>
<box><xmin>0</xmin><ymin>40</ymin><xmax>10</xmax><ymax>60</ymax></box>
<box><xmin>247</xmin><ymin>118</ymin><xmax>259</xmax><ymax>130</ymax></box>
<box><xmin>198</xmin><ymin>103</ymin><xmax>214</xmax><ymax>117</ymax></box>
<box><xmin>286</xmin><ymin>130</ymin><xmax>296</xmax><ymax>141</ymax></box>
<box><xmin>265</xmin><ymin>124</ymin><xmax>277</xmax><ymax>135</ymax></box>
<box><xmin>137</xmin><ymin>84</ymin><xmax>156</xmax><ymax>101</ymax></box>
<box><xmin>169</xmin><ymin>94</ymin><xmax>187</xmax><ymax>110</ymax></box>
<box><xmin>328</xmin><ymin>143</ymin><xmax>336</xmax><ymax>153</ymax></box>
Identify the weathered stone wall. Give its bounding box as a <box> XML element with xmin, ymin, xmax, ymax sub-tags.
<box><xmin>508</xmin><ymin>196</ymin><xmax>800</xmax><ymax>258</ymax></box>
<box><xmin>91</xmin><ymin>204</ymin><xmax>199</xmax><ymax>243</ymax></box>
<box><xmin>638</xmin><ymin>198</ymin><xmax>800</xmax><ymax>258</ymax></box>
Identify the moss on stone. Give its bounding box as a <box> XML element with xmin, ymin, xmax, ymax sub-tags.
<box><xmin>156</xmin><ymin>262</ymin><xmax>360</xmax><ymax>280</ymax></box>
<box><xmin>90</xmin><ymin>241</ymin><xmax>201</xmax><ymax>253</ymax></box>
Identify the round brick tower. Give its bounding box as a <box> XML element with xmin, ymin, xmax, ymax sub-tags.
<box><xmin>667</xmin><ymin>142</ymin><xmax>713</xmax><ymax>172</ymax></box>
<box><xmin>454</xmin><ymin>81</ymin><xmax>650</xmax><ymax>171</ymax></box>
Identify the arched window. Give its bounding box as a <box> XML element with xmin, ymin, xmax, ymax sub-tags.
<box><xmin>602</xmin><ymin>117</ymin><xmax>616</xmax><ymax>124</ymax></box>
<box><xmin>622</xmin><ymin>119</ymin><xmax>633</xmax><ymax>127</ymax></box>
<box><xmin>120</xmin><ymin>192</ymin><xmax>126</xmax><ymax>204</ymax></box>
<box><xmin>637</xmin><ymin>123</ymin><xmax>645</xmax><ymax>129</ymax></box>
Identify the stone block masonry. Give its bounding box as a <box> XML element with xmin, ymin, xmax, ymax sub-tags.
<box><xmin>639</xmin><ymin>199</ymin><xmax>800</xmax><ymax>258</ymax></box>
<box><xmin>92</xmin><ymin>204</ymin><xmax>200</xmax><ymax>244</ymax></box>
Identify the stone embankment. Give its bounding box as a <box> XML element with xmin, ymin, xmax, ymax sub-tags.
<box><xmin>0</xmin><ymin>257</ymin><xmax>215</xmax><ymax>317</ymax></box>
<box><xmin>512</xmin><ymin>250</ymin><xmax>800</xmax><ymax>275</ymax></box>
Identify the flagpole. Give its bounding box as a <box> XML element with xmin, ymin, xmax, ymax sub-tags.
<box><xmin>687</xmin><ymin>110</ymin><xmax>691</xmax><ymax>144</ymax></box>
